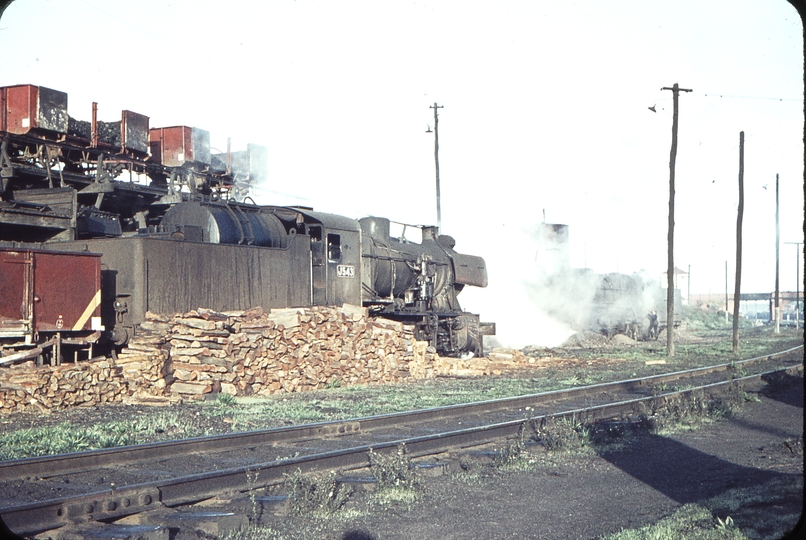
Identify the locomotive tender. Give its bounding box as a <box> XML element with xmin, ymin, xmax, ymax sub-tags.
<box><xmin>0</xmin><ymin>84</ymin><xmax>492</xmax><ymax>363</ymax></box>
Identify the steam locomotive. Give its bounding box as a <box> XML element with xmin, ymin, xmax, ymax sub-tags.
<box><xmin>536</xmin><ymin>267</ymin><xmax>681</xmax><ymax>341</ymax></box>
<box><xmin>0</xmin><ymin>84</ymin><xmax>493</xmax><ymax>365</ymax></box>
<box><xmin>586</xmin><ymin>271</ymin><xmax>681</xmax><ymax>340</ymax></box>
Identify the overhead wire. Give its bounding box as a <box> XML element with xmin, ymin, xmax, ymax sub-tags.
<box><xmin>697</xmin><ymin>93</ymin><xmax>801</xmax><ymax>102</ymax></box>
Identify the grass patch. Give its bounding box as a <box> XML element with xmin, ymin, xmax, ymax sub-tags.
<box><xmin>556</xmin><ymin>331</ymin><xmax>802</xmax><ymax>368</ymax></box>
<box><xmin>600</xmin><ymin>475</ymin><xmax>803</xmax><ymax>540</ymax></box>
<box><xmin>218</xmin><ymin>522</ymin><xmax>340</xmax><ymax>540</ymax></box>
<box><xmin>0</xmin><ymin>422</ymin><xmax>134</xmax><ymax>459</ymax></box>
<box><xmin>0</xmin><ymin>410</ymin><xmax>202</xmax><ymax>459</ymax></box>
<box><xmin>601</xmin><ymin>503</ymin><xmax>748</xmax><ymax>540</ymax></box>
<box><xmin>683</xmin><ymin>304</ymin><xmax>745</xmax><ymax>333</ymax></box>
<box><xmin>638</xmin><ymin>382</ymin><xmax>747</xmax><ymax>435</ymax></box>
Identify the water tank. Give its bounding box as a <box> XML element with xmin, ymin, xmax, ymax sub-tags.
<box><xmin>160</xmin><ymin>201</ymin><xmax>286</xmax><ymax>246</ymax></box>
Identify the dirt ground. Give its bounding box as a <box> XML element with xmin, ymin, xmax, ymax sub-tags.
<box><xmin>240</xmin><ymin>371</ymin><xmax>804</xmax><ymax>540</ymax></box>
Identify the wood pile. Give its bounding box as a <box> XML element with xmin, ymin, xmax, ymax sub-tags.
<box><xmin>434</xmin><ymin>348</ymin><xmax>538</xmax><ymax>377</ymax></box>
<box><xmin>114</xmin><ymin>324</ymin><xmax>171</xmax><ymax>398</ymax></box>
<box><xmin>0</xmin><ymin>304</ymin><xmax>458</xmax><ymax>412</ymax></box>
<box><xmin>162</xmin><ymin>304</ymin><xmax>440</xmax><ymax>399</ymax></box>
<box><xmin>0</xmin><ymin>358</ymin><xmax>128</xmax><ymax>413</ymax></box>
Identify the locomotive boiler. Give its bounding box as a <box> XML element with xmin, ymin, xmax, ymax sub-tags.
<box><xmin>359</xmin><ymin>217</ymin><xmax>488</xmax><ymax>355</ymax></box>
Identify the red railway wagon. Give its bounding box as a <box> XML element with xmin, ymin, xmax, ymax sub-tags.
<box><xmin>0</xmin><ymin>83</ymin><xmax>150</xmax><ymax>156</ymax></box>
<box><xmin>149</xmin><ymin>125</ymin><xmax>211</xmax><ymax>168</ymax></box>
<box><xmin>0</xmin><ymin>248</ymin><xmax>103</xmax><ymax>366</ymax></box>
<box><xmin>0</xmin><ymin>84</ymin><xmax>68</xmax><ymax>137</ymax></box>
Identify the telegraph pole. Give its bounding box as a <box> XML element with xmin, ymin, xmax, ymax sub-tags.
<box><xmin>785</xmin><ymin>241</ymin><xmax>803</xmax><ymax>329</ymax></box>
<box><xmin>733</xmin><ymin>131</ymin><xmax>745</xmax><ymax>353</ymax></box>
<box><xmin>430</xmin><ymin>103</ymin><xmax>444</xmax><ymax>232</ymax></box>
<box><xmin>725</xmin><ymin>260</ymin><xmax>729</xmax><ymax>324</ymax></box>
<box><xmin>661</xmin><ymin>83</ymin><xmax>692</xmax><ymax>357</ymax></box>
<box><xmin>774</xmin><ymin>174</ymin><xmax>780</xmax><ymax>334</ymax></box>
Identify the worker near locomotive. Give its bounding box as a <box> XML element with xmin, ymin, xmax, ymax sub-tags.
<box><xmin>0</xmin><ymin>84</ymin><xmax>495</xmax><ymax>368</ymax></box>
<box><xmin>647</xmin><ymin>311</ymin><xmax>659</xmax><ymax>340</ymax></box>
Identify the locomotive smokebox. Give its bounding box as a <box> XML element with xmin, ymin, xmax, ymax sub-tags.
<box><xmin>359</xmin><ymin>216</ymin><xmax>487</xmax><ymax>310</ymax></box>
<box><xmin>359</xmin><ymin>216</ymin><xmax>421</xmax><ymax>299</ymax></box>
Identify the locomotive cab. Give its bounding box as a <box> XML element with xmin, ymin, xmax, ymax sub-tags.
<box><xmin>291</xmin><ymin>209</ymin><xmax>362</xmax><ymax>307</ymax></box>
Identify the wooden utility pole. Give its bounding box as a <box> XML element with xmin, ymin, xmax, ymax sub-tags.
<box><xmin>774</xmin><ymin>173</ymin><xmax>780</xmax><ymax>334</ymax></box>
<box><xmin>725</xmin><ymin>261</ymin><xmax>729</xmax><ymax>324</ymax></box>
<box><xmin>785</xmin><ymin>242</ymin><xmax>803</xmax><ymax>330</ymax></box>
<box><xmin>687</xmin><ymin>264</ymin><xmax>691</xmax><ymax>305</ymax></box>
<box><xmin>733</xmin><ymin>132</ymin><xmax>745</xmax><ymax>353</ymax></box>
<box><xmin>661</xmin><ymin>83</ymin><xmax>692</xmax><ymax>357</ymax></box>
<box><xmin>430</xmin><ymin>103</ymin><xmax>444</xmax><ymax>232</ymax></box>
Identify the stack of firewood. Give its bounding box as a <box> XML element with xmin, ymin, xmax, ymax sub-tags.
<box><xmin>162</xmin><ymin>304</ymin><xmax>439</xmax><ymax>398</ymax></box>
<box><xmin>0</xmin><ymin>358</ymin><xmax>128</xmax><ymax>412</ymax></box>
<box><xmin>114</xmin><ymin>321</ymin><xmax>171</xmax><ymax>397</ymax></box>
<box><xmin>0</xmin><ymin>304</ymin><xmax>445</xmax><ymax>411</ymax></box>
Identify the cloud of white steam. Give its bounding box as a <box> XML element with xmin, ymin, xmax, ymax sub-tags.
<box><xmin>457</xmin><ymin>224</ymin><xmax>580</xmax><ymax>350</ymax></box>
<box><xmin>457</xmin><ymin>221</ymin><xmax>671</xmax><ymax>351</ymax></box>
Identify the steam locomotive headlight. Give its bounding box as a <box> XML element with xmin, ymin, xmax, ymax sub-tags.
<box><xmin>113</xmin><ymin>299</ymin><xmax>128</xmax><ymax>323</ymax></box>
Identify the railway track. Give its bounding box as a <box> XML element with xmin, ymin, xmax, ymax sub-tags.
<box><xmin>1</xmin><ymin>346</ymin><xmax>802</xmax><ymax>537</ymax></box>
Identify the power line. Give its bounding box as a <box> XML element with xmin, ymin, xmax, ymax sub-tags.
<box><xmin>698</xmin><ymin>93</ymin><xmax>800</xmax><ymax>102</ymax></box>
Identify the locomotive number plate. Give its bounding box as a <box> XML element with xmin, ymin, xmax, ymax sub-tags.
<box><xmin>336</xmin><ymin>265</ymin><xmax>355</xmax><ymax>278</ymax></box>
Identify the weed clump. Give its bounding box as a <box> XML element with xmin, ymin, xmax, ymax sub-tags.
<box><xmin>216</xmin><ymin>392</ymin><xmax>237</xmax><ymax>406</ymax></box>
<box><xmin>492</xmin><ymin>437</ymin><xmax>528</xmax><ymax>468</ymax></box>
<box><xmin>368</xmin><ymin>443</ymin><xmax>419</xmax><ymax>491</ymax></box>
<box><xmin>639</xmin><ymin>382</ymin><xmax>748</xmax><ymax>434</ymax></box>
<box><xmin>283</xmin><ymin>468</ymin><xmax>352</xmax><ymax>516</ymax></box>
<box><xmin>538</xmin><ymin>416</ymin><xmax>592</xmax><ymax>452</ymax></box>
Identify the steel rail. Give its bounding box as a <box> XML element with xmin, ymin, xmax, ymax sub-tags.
<box><xmin>0</xmin><ymin>345</ymin><xmax>800</xmax><ymax>483</ymax></box>
<box><xmin>2</xmin><ymin>361</ymin><xmax>801</xmax><ymax>536</ymax></box>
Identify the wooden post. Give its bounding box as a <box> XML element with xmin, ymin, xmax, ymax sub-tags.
<box><xmin>732</xmin><ymin>132</ymin><xmax>744</xmax><ymax>353</ymax></box>
<box><xmin>661</xmin><ymin>83</ymin><xmax>692</xmax><ymax>356</ymax></box>
<box><xmin>774</xmin><ymin>173</ymin><xmax>780</xmax><ymax>333</ymax></box>
<box><xmin>430</xmin><ymin>102</ymin><xmax>444</xmax><ymax>232</ymax></box>
<box><xmin>725</xmin><ymin>260</ymin><xmax>729</xmax><ymax>323</ymax></box>
<box><xmin>786</xmin><ymin>242</ymin><xmax>803</xmax><ymax>330</ymax></box>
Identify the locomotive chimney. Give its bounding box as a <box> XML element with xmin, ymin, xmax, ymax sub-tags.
<box><xmin>422</xmin><ymin>225</ymin><xmax>438</xmax><ymax>241</ymax></box>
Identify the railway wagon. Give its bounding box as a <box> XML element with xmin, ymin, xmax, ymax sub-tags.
<box><xmin>0</xmin><ymin>247</ymin><xmax>102</xmax><ymax>364</ymax></box>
